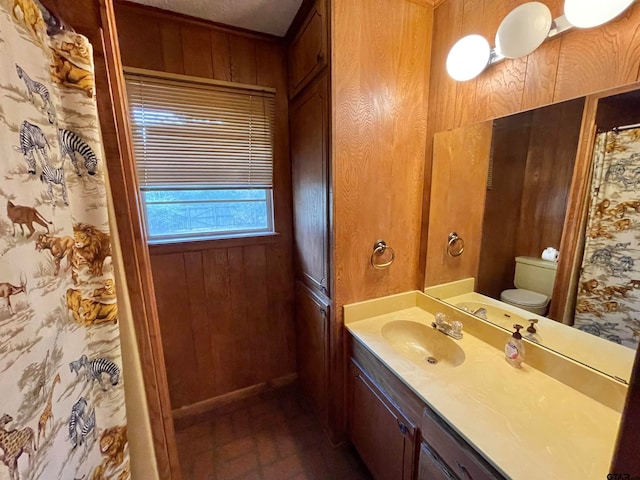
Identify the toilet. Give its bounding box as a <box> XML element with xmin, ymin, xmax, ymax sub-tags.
<box><xmin>500</xmin><ymin>256</ymin><xmax>558</xmax><ymax>316</ymax></box>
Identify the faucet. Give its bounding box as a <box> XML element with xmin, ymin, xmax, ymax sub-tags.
<box><xmin>432</xmin><ymin>313</ymin><xmax>463</xmax><ymax>340</ymax></box>
<box><xmin>472</xmin><ymin>307</ymin><xmax>487</xmax><ymax>319</ymax></box>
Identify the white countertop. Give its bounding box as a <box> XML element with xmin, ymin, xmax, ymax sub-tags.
<box><xmin>344</xmin><ymin>291</ymin><xmax>623</xmax><ymax>480</ymax></box>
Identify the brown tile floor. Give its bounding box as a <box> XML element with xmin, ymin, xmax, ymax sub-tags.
<box><xmin>175</xmin><ymin>385</ymin><xmax>374</xmax><ymax>480</ymax></box>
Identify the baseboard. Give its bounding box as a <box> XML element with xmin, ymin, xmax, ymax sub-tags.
<box><xmin>172</xmin><ymin>373</ymin><xmax>298</xmax><ymax>423</ymax></box>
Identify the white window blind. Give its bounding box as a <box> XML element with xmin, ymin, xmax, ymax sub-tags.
<box><xmin>124</xmin><ymin>72</ymin><xmax>275</xmax><ymax>190</ymax></box>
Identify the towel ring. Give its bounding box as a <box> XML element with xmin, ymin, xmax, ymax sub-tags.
<box><xmin>370</xmin><ymin>240</ymin><xmax>395</xmax><ymax>269</ymax></box>
<box><xmin>447</xmin><ymin>232</ymin><xmax>465</xmax><ymax>257</ymax></box>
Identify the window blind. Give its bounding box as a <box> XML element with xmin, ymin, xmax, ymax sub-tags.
<box><xmin>124</xmin><ymin>72</ymin><xmax>275</xmax><ymax>190</ymax></box>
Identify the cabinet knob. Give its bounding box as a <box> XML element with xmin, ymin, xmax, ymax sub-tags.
<box><xmin>457</xmin><ymin>462</ymin><xmax>472</xmax><ymax>478</ymax></box>
<box><xmin>397</xmin><ymin>421</ymin><xmax>408</xmax><ymax>435</ymax></box>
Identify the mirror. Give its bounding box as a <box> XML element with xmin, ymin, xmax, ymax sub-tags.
<box><xmin>424</xmin><ymin>89</ymin><xmax>640</xmax><ymax>383</ymax></box>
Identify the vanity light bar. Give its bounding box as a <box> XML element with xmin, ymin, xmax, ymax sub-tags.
<box><xmin>446</xmin><ymin>0</ymin><xmax>637</xmax><ymax>81</ymax></box>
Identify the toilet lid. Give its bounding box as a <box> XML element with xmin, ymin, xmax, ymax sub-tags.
<box><xmin>501</xmin><ymin>289</ymin><xmax>549</xmax><ymax>307</ymax></box>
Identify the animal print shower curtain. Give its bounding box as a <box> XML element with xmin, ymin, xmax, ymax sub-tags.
<box><xmin>574</xmin><ymin>128</ymin><xmax>640</xmax><ymax>350</ymax></box>
<box><xmin>0</xmin><ymin>1</ymin><xmax>129</xmax><ymax>478</ymax></box>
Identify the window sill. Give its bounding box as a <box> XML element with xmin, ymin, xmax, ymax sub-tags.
<box><xmin>147</xmin><ymin>232</ymin><xmax>281</xmax><ymax>255</ymax></box>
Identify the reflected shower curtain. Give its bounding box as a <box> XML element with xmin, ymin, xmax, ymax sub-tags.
<box><xmin>574</xmin><ymin>128</ymin><xmax>640</xmax><ymax>350</ymax></box>
<box><xmin>0</xmin><ymin>1</ymin><xmax>129</xmax><ymax>479</ymax></box>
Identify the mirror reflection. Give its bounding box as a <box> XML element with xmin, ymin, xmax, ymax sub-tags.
<box><xmin>425</xmin><ymin>88</ymin><xmax>640</xmax><ymax>382</ymax></box>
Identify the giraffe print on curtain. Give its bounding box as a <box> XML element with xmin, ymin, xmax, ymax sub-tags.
<box><xmin>0</xmin><ymin>0</ymin><xmax>129</xmax><ymax>478</ymax></box>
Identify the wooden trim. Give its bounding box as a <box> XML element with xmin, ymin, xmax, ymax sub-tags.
<box><xmin>549</xmin><ymin>96</ymin><xmax>598</xmax><ymax>323</ymax></box>
<box><xmin>172</xmin><ymin>373</ymin><xmax>298</xmax><ymax>420</ymax></box>
<box><xmin>98</xmin><ymin>1</ymin><xmax>181</xmax><ymax>478</ymax></box>
<box><xmin>123</xmin><ymin>66</ymin><xmax>277</xmax><ymax>93</ymax></box>
<box><xmin>611</xmin><ymin>347</ymin><xmax>640</xmax><ymax>475</ymax></box>
<box><xmin>148</xmin><ymin>232</ymin><xmax>281</xmax><ymax>255</ymax></box>
<box><xmin>114</xmin><ymin>0</ymin><xmax>284</xmax><ymax>42</ymax></box>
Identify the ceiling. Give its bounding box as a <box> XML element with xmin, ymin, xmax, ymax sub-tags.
<box><xmin>126</xmin><ymin>0</ymin><xmax>304</xmax><ymax>37</ymax></box>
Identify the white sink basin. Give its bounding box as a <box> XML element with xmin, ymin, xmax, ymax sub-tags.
<box><xmin>456</xmin><ymin>301</ymin><xmax>528</xmax><ymax>329</ymax></box>
<box><xmin>381</xmin><ymin>320</ymin><xmax>465</xmax><ymax>368</ymax></box>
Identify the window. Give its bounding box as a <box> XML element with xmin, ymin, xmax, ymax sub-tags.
<box><xmin>124</xmin><ymin>70</ymin><xmax>276</xmax><ymax>243</ymax></box>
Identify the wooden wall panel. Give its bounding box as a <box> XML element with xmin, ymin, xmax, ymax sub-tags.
<box><xmin>476</xmin><ymin>100</ymin><xmax>583</xmax><ymax>299</ymax></box>
<box><xmin>114</xmin><ymin>1</ymin><xmax>295</xmax><ymax>411</ymax></box>
<box><xmin>425</xmin><ymin>122</ymin><xmax>493</xmax><ymax>286</ymax></box>
<box><xmin>332</xmin><ymin>0</ymin><xmax>433</xmax><ymax>434</ymax></box>
<box><xmin>476</xmin><ymin>116</ymin><xmax>530</xmax><ymax>299</ymax></box>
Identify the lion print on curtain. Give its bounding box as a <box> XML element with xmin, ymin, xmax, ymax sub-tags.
<box><xmin>0</xmin><ymin>0</ymin><xmax>129</xmax><ymax>479</ymax></box>
<box><xmin>574</xmin><ymin>128</ymin><xmax>640</xmax><ymax>350</ymax></box>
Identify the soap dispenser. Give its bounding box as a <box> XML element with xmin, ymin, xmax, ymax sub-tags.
<box><xmin>505</xmin><ymin>324</ymin><xmax>525</xmax><ymax>368</ymax></box>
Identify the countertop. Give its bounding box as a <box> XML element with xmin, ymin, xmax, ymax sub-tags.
<box><xmin>344</xmin><ymin>291</ymin><xmax>623</xmax><ymax>480</ymax></box>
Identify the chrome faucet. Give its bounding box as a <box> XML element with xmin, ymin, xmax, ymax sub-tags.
<box><xmin>472</xmin><ymin>307</ymin><xmax>487</xmax><ymax>319</ymax></box>
<box><xmin>432</xmin><ymin>313</ymin><xmax>463</xmax><ymax>340</ymax></box>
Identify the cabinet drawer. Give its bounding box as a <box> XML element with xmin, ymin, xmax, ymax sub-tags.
<box><xmin>421</xmin><ymin>408</ymin><xmax>502</xmax><ymax>480</ymax></box>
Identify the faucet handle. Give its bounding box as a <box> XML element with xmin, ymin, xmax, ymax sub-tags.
<box><xmin>451</xmin><ymin>320</ymin><xmax>463</xmax><ymax>334</ymax></box>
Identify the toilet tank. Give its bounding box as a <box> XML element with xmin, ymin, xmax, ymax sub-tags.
<box><xmin>514</xmin><ymin>256</ymin><xmax>558</xmax><ymax>296</ymax></box>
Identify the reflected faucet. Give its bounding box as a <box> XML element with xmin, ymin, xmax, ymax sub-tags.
<box><xmin>432</xmin><ymin>313</ymin><xmax>463</xmax><ymax>340</ymax></box>
<box><xmin>472</xmin><ymin>307</ymin><xmax>487</xmax><ymax>319</ymax></box>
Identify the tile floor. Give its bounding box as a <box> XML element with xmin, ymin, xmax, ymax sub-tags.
<box><xmin>175</xmin><ymin>385</ymin><xmax>373</xmax><ymax>480</ymax></box>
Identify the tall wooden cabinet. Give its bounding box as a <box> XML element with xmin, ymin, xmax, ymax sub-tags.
<box><xmin>288</xmin><ymin>0</ymin><xmax>332</xmax><ymax>426</ymax></box>
<box><xmin>291</xmin><ymin>74</ymin><xmax>329</xmax><ymax>295</ymax></box>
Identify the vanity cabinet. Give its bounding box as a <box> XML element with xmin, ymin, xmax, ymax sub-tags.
<box><xmin>421</xmin><ymin>408</ymin><xmax>497</xmax><ymax>480</ymax></box>
<box><xmin>349</xmin><ymin>361</ymin><xmax>416</xmax><ymax>480</ymax></box>
<box><xmin>288</xmin><ymin>0</ymin><xmax>328</xmax><ymax>98</ymax></box>
<box><xmin>348</xmin><ymin>333</ymin><xmax>504</xmax><ymax>480</ymax></box>
<box><xmin>418</xmin><ymin>443</ymin><xmax>456</xmax><ymax>480</ymax></box>
<box><xmin>295</xmin><ymin>281</ymin><xmax>329</xmax><ymax>421</ymax></box>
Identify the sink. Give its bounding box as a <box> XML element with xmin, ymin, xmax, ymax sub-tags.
<box><xmin>381</xmin><ymin>320</ymin><xmax>465</xmax><ymax>368</ymax></box>
<box><xmin>456</xmin><ymin>301</ymin><xmax>527</xmax><ymax>329</ymax></box>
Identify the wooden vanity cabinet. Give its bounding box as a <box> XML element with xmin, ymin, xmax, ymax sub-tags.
<box><xmin>295</xmin><ymin>281</ymin><xmax>329</xmax><ymax>421</ymax></box>
<box><xmin>288</xmin><ymin>0</ymin><xmax>328</xmax><ymax>98</ymax></box>
<box><xmin>421</xmin><ymin>408</ymin><xmax>498</xmax><ymax>480</ymax></box>
<box><xmin>349</xmin><ymin>361</ymin><xmax>416</xmax><ymax>480</ymax></box>
<box><xmin>348</xmin><ymin>333</ymin><xmax>505</xmax><ymax>480</ymax></box>
<box><xmin>418</xmin><ymin>443</ymin><xmax>456</xmax><ymax>480</ymax></box>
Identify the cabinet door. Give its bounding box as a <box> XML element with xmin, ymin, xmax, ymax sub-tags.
<box><xmin>349</xmin><ymin>361</ymin><xmax>415</xmax><ymax>480</ymax></box>
<box><xmin>291</xmin><ymin>74</ymin><xmax>329</xmax><ymax>295</ymax></box>
<box><xmin>296</xmin><ymin>281</ymin><xmax>329</xmax><ymax>420</ymax></box>
<box><xmin>418</xmin><ymin>443</ymin><xmax>456</xmax><ymax>480</ymax></box>
<box><xmin>289</xmin><ymin>0</ymin><xmax>327</xmax><ymax>98</ymax></box>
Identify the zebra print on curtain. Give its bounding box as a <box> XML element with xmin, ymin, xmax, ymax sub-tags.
<box><xmin>0</xmin><ymin>1</ymin><xmax>129</xmax><ymax>479</ymax></box>
<box><xmin>574</xmin><ymin>128</ymin><xmax>640</xmax><ymax>350</ymax></box>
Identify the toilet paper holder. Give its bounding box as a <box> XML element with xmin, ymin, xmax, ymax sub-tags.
<box><xmin>447</xmin><ymin>232</ymin><xmax>465</xmax><ymax>257</ymax></box>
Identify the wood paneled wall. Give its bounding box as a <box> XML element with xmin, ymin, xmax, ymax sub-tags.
<box><xmin>421</xmin><ymin>0</ymin><xmax>640</xmax><ymax>285</ymax></box>
<box><xmin>113</xmin><ymin>1</ymin><xmax>295</xmax><ymax>410</ymax></box>
<box><xmin>332</xmin><ymin>0</ymin><xmax>432</xmax><ymax>431</ymax></box>
<box><xmin>477</xmin><ymin>99</ymin><xmax>584</xmax><ymax>299</ymax></box>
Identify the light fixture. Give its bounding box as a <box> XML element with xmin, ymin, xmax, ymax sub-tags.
<box><xmin>495</xmin><ymin>2</ymin><xmax>552</xmax><ymax>59</ymax></box>
<box><xmin>564</xmin><ymin>0</ymin><xmax>634</xmax><ymax>28</ymax></box>
<box><xmin>446</xmin><ymin>34</ymin><xmax>491</xmax><ymax>82</ymax></box>
<box><xmin>445</xmin><ymin>0</ymin><xmax>637</xmax><ymax>81</ymax></box>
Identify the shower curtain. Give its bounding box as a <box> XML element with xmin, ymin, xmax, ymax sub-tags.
<box><xmin>0</xmin><ymin>1</ymin><xmax>129</xmax><ymax>479</ymax></box>
<box><xmin>574</xmin><ymin>127</ymin><xmax>640</xmax><ymax>350</ymax></box>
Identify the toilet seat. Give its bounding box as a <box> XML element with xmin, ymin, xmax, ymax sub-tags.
<box><xmin>500</xmin><ymin>288</ymin><xmax>549</xmax><ymax>308</ymax></box>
